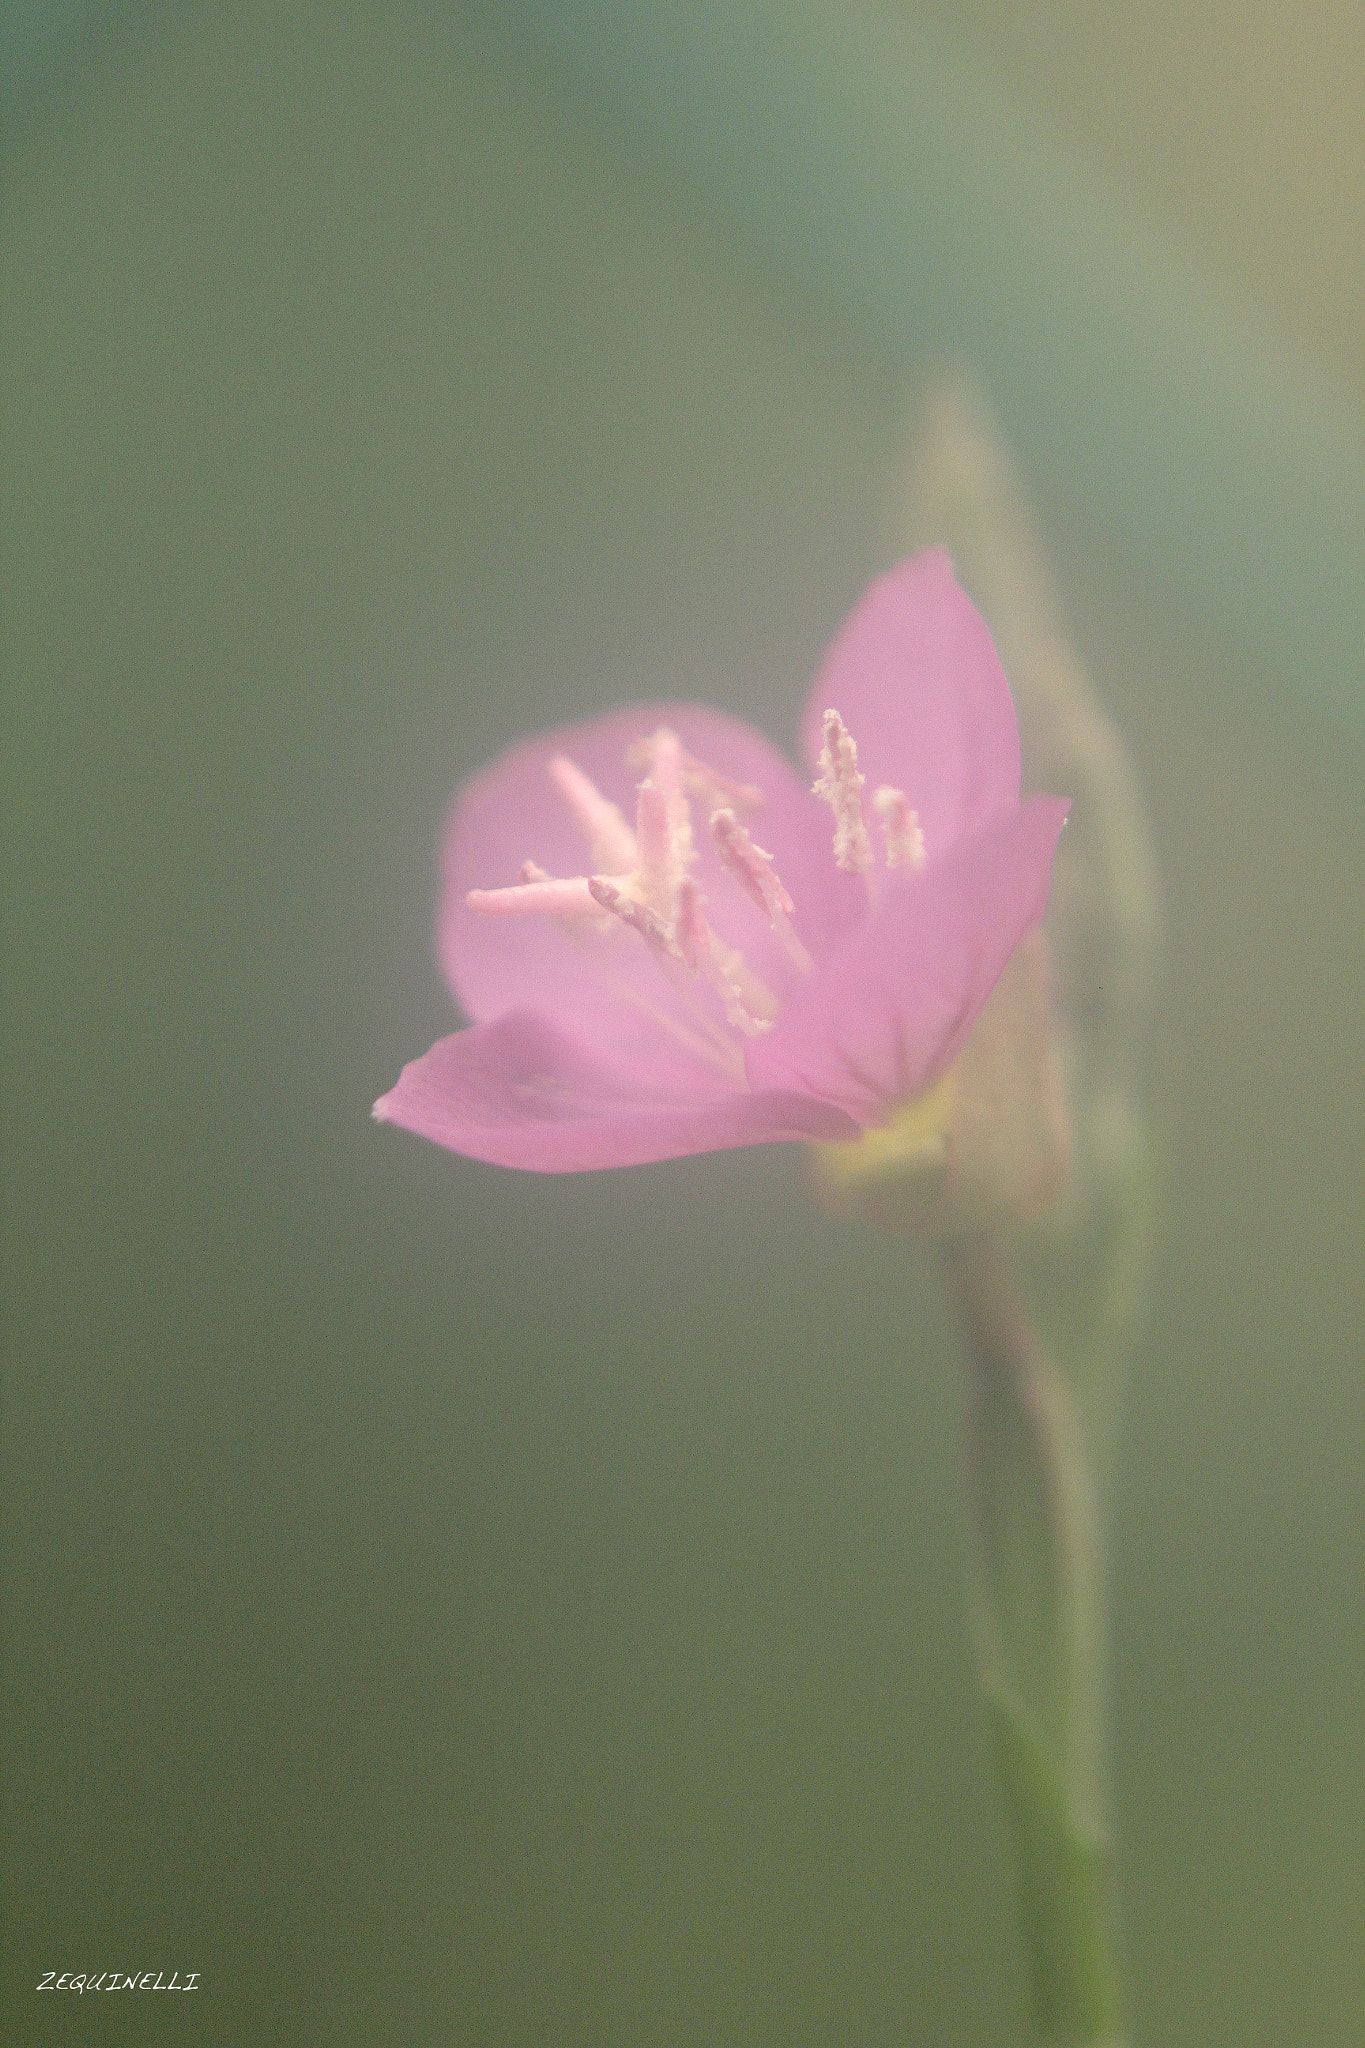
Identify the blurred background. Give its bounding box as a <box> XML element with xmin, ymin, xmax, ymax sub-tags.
<box><xmin>4</xmin><ymin>4</ymin><xmax>1362</xmax><ymax>2043</ymax></box>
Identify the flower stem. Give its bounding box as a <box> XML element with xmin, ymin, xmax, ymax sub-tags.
<box><xmin>944</xmin><ymin>1234</ymin><xmax>1125</xmax><ymax>2046</ymax></box>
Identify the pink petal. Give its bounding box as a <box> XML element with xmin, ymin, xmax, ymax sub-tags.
<box><xmin>374</xmin><ymin>1010</ymin><xmax>860</xmax><ymax>1172</ymax></box>
<box><xmin>801</xmin><ymin>550</ymin><xmax>1022</xmax><ymax>862</ymax></box>
<box><xmin>440</xmin><ymin>702</ymin><xmax>859</xmax><ymax>1088</ymax></box>
<box><xmin>745</xmin><ymin>797</ymin><xmax>1069</xmax><ymax>1124</ymax></box>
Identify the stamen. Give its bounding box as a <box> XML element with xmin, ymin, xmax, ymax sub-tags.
<box><xmin>812</xmin><ymin>708</ymin><xmax>872</xmax><ymax>874</ymax></box>
<box><xmin>633</xmin><ymin>781</ymin><xmax>673</xmax><ymax>915</ymax></box>
<box><xmin>710</xmin><ymin>808</ymin><xmax>813</xmax><ymax>973</ymax></box>
<box><xmin>471</xmin><ymin>725</ymin><xmax>789</xmax><ymax>1063</ymax></box>
<box><xmin>589</xmin><ymin>873</ymin><xmax>763</xmax><ymax>1065</ymax></box>
<box><xmin>682</xmin><ymin>753</ymin><xmax>763</xmax><ymax>813</ymax></box>
<box><xmin>548</xmin><ymin>755</ymin><xmax>637</xmax><ymax>873</ymax></box>
<box><xmin>872</xmin><ymin>785</ymin><xmax>927</xmax><ymax>872</ymax></box>
<box><xmin>710</xmin><ymin>809</ymin><xmax>793</xmax><ymax>918</ymax></box>
<box><xmin>666</xmin><ymin>880</ymin><xmax>769</xmax><ymax>1035</ymax></box>
<box><xmin>626</xmin><ymin>738</ymin><xmax>764</xmax><ymax>814</ymax></box>
<box><xmin>645</xmin><ymin>727</ymin><xmax>695</xmax><ymax>879</ymax></box>
<box><xmin>713</xmin><ymin>965</ymin><xmax>777</xmax><ymax>1036</ymax></box>
<box><xmin>674</xmin><ymin>875</ymin><xmax>710</xmax><ymax>975</ymax></box>
<box><xmin>513</xmin><ymin>860</ymin><xmax>616</xmax><ymax>937</ymax></box>
<box><xmin>467</xmin><ymin>877</ymin><xmax>600</xmax><ymax>917</ymax></box>
<box><xmin>710</xmin><ymin>944</ymin><xmax>779</xmax><ymax>1035</ymax></box>
<box><xmin>587</xmin><ymin>876</ymin><xmax>681</xmax><ymax>960</ymax></box>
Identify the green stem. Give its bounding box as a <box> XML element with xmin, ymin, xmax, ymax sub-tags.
<box><xmin>944</xmin><ymin>1235</ymin><xmax>1124</xmax><ymax>2046</ymax></box>
<box><xmin>984</xmin><ymin>1680</ymin><xmax>1122</xmax><ymax>2044</ymax></box>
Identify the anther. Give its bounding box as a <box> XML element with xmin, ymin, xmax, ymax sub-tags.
<box><xmin>710</xmin><ymin>809</ymin><xmax>792</xmax><ymax>918</ymax></box>
<box><xmin>469</xmin><ymin>726</ymin><xmax>789</xmax><ymax>1053</ymax></box>
<box><xmin>587</xmin><ymin>876</ymin><xmax>681</xmax><ymax>960</ymax></box>
<box><xmin>547</xmin><ymin>755</ymin><xmax>637</xmax><ymax>873</ymax></box>
<box><xmin>512</xmin><ymin>859</ymin><xmax>616</xmax><ymax>935</ymax></box>
<box><xmin>633</xmin><ymin>781</ymin><xmax>673</xmax><ymax>915</ymax></box>
<box><xmin>626</xmin><ymin>737</ymin><xmax>763</xmax><ymax>814</ymax></box>
<box><xmin>644</xmin><ymin>728</ymin><xmax>695</xmax><ymax>879</ymax></box>
<box><xmin>467</xmin><ymin>877</ymin><xmax>600</xmax><ymax>917</ymax></box>
<box><xmin>676</xmin><ymin>878</ymin><xmax>776</xmax><ymax>1033</ymax></box>
<box><xmin>872</xmin><ymin>786</ymin><xmax>927</xmax><ymax>872</ymax></box>
<box><xmin>674</xmin><ymin>876</ymin><xmax>710</xmax><ymax>975</ymax></box>
<box><xmin>681</xmin><ymin>754</ymin><xmax>763</xmax><ymax>813</ymax></box>
<box><xmin>812</xmin><ymin>709</ymin><xmax>872</xmax><ymax>874</ymax></box>
<box><xmin>710</xmin><ymin>808</ymin><xmax>813</xmax><ymax>973</ymax></box>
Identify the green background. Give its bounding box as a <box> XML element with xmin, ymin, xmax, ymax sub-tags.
<box><xmin>5</xmin><ymin>4</ymin><xmax>1362</xmax><ymax>2042</ymax></box>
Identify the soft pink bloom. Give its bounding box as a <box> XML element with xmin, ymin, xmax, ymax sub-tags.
<box><xmin>375</xmin><ymin>550</ymin><xmax>1068</xmax><ymax>1174</ymax></box>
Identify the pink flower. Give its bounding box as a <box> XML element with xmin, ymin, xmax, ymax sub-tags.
<box><xmin>375</xmin><ymin>550</ymin><xmax>1068</xmax><ymax>1185</ymax></box>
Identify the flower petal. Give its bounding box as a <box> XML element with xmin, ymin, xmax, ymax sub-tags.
<box><xmin>745</xmin><ymin>797</ymin><xmax>1069</xmax><ymax>1123</ymax></box>
<box><xmin>440</xmin><ymin>703</ymin><xmax>857</xmax><ymax>1090</ymax></box>
<box><xmin>801</xmin><ymin>550</ymin><xmax>1021</xmax><ymax>861</ymax></box>
<box><xmin>374</xmin><ymin>1010</ymin><xmax>860</xmax><ymax>1172</ymax></box>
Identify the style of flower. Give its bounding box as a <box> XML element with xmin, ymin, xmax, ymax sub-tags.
<box><xmin>374</xmin><ymin>550</ymin><xmax>1069</xmax><ymax>1205</ymax></box>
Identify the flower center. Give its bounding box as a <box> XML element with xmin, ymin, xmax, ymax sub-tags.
<box><xmin>466</xmin><ymin>714</ymin><xmax>924</xmax><ymax>1058</ymax></box>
